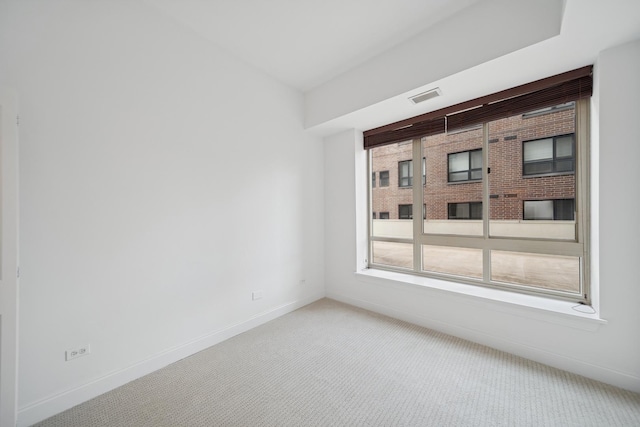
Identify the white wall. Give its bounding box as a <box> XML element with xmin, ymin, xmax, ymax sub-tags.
<box><xmin>0</xmin><ymin>1</ymin><xmax>324</xmax><ymax>424</ymax></box>
<box><xmin>324</xmin><ymin>39</ymin><xmax>640</xmax><ymax>392</ymax></box>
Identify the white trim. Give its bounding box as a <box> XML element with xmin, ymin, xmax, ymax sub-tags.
<box><xmin>17</xmin><ymin>294</ymin><xmax>324</xmax><ymax>427</ymax></box>
<box><xmin>354</xmin><ymin>269</ymin><xmax>604</xmax><ymax>330</ymax></box>
<box><xmin>0</xmin><ymin>88</ymin><xmax>20</xmax><ymax>427</ymax></box>
<box><xmin>326</xmin><ymin>291</ymin><xmax>639</xmax><ymax>393</ymax></box>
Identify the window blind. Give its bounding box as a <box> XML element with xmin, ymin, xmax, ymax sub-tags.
<box><xmin>363</xmin><ymin>65</ymin><xmax>592</xmax><ymax>149</ymax></box>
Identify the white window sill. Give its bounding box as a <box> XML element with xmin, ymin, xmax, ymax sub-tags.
<box><xmin>354</xmin><ymin>268</ymin><xmax>606</xmax><ymax>332</ymax></box>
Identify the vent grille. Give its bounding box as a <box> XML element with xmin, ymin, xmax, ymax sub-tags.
<box><xmin>409</xmin><ymin>88</ymin><xmax>441</xmax><ymax>104</ymax></box>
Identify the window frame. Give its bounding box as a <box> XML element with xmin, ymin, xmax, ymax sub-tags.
<box><xmin>367</xmin><ymin>99</ymin><xmax>590</xmax><ymax>303</ymax></box>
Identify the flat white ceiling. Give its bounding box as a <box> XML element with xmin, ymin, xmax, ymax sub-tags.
<box><xmin>143</xmin><ymin>0</ymin><xmax>480</xmax><ymax>91</ymax></box>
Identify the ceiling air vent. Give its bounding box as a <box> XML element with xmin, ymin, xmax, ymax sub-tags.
<box><xmin>409</xmin><ymin>88</ymin><xmax>442</xmax><ymax>105</ymax></box>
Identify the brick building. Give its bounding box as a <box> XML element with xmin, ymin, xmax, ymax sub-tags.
<box><xmin>371</xmin><ymin>103</ymin><xmax>576</xmax><ymax>222</ymax></box>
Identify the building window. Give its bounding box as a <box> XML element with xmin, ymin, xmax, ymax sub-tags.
<box><xmin>524</xmin><ymin>199</ymin><xmax>575</xmax><ymax>220</ymax></box>
<box><xmin>379</xmin><ymin>171</ymin><xmax>389</xmax><ymax>187</ymax></box>
<box><xmin>372</xmin><ymin>212</ymin><xmax>376</xmax><ymax>219</ymax></box>
<box><xmin>448</xmin><ymin>202</ymin><xmax>482</xmax><ymax>220</ymax></box>
<box><xmin>379</xmin><ymin>212</ymin><xmax>389</xmax><ymax>219</ymax></box>
<box><xmin>398</xmin><ymin>159</ymin><xmax>426</xmax><ymax>187</ymax></box>
<box><xmin>398</xmin><ymin>160</ymin><xmax>412</xmax><ymax>187</ymax></box>
<box><xmin>448</xmin><ymin>149</ymin><xmax>482</xmax><ymax>182</ymax></box>
<box><xmin>523</xmin><ymin>134</ymin><xmax>574</xmax><ymax>176</ymax></box>
<box><xmin>372</xmin><ymin>172</ymin><xmax>376</xmax><ymax>188</ymax></box>
<box><xmin>398</xmin><ymin>204</ymin><xmax>427</xmax><ymax>220</ymax></box>
<box><xmin>399</xmin><ymin>204</ymin><xmax>412</xmax><ymax>219</ymax></box>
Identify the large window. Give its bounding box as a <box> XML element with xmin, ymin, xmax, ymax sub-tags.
<box><xmin>367</xmin><ymin>66</ymin><xmax>591</xmax><ymax>302</ymax></box>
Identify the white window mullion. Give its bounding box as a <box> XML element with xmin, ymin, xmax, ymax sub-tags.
<box><xmin>482</xmin><ymin>123</ymin><xmax>491</xmax><ymax>283</ymax></box>
<box><xmin>412</xmin><ymin>138</ymin><xmax>422</xmax><ymax>272</ymax></box>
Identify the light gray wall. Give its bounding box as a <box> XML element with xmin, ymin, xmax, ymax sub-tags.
<box><xmin>324</xmin><ymin>39</ymin><xmax>640</xmax><ymax>393</ymax></box>
<box><xmin>0</xmin><ymin>1</ymin><xmax>325</xmax><ymax>424</ymax></box>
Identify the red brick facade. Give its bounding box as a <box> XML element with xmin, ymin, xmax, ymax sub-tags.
<box><xmin>371</xmin><ymin>106</ymin><xmax>576</xmax><ymax>220</ymax></box>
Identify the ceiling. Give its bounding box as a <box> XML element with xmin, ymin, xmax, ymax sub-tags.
<box><xmin>142</xmin><ymin>0</ymin><xmax>480</xmax><ymax>92</ymax></box>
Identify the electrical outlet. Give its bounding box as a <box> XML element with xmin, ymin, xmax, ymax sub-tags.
<box><xmin>252</xmin><ymin>290</ymin><xmax>263</xmax><ymax>300</ymax></box>
<box><xmin>66</xmin><ymin>344</ymin><xmax>91</xmax><ymax>361</ymax></box>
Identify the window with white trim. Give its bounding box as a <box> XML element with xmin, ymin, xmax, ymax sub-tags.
<box><xmin>366</xmin><ymin>67</ymin><xmax>592</xmax><ymax>302</ymax></box>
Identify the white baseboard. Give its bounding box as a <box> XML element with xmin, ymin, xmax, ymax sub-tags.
<box><xmin>326</xmin><ymin>291</ymin><xmax>640</xmax><ymax>394</ymax></box>
<box><xmin>17</xmin><ymin>293</ymin><xmax>324</xmax><ymax>427</ymax></box>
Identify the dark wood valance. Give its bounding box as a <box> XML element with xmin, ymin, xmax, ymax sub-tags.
<box><xmin>364</xmin><ymin>65</ymin><xmax>592</xmax><ymax>149</ymax></box>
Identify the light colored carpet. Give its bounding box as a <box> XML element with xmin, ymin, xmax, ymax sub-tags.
<box><xmin>34</xmin><ymin>298</ymin><xmax>640</xmax><ymax>426</ymax></box>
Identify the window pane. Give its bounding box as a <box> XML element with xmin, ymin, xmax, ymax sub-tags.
<box><xmin>470</xmin><ymin>150</ymin><xmax>483</xmax><ymax>169</ymax></box>
<box><xmin>372</xmin><ymin>241</ymin><xmax>413</xmax><ymax>269</ymax></box>
<box><xmin>449</xmin><ymin>171</ymin><xmax>469</xmax><ymax>182</ymax></box>
<box><xmin>469</xmin><ymin>202</ymin><xmax>483</xmax><ymax>219</ymax></box>
<box><xmin>379</xmin><ymin>171</ymin><xmax>389</xmax><ymax>186</ymax></box>
<box><xmin>523</xmin><ymin>161</ymin><xmax>553</xmax><ymax>175</ymax></box>
<box><xmin>422</xmin><ymin>245</ymin><xmax>482</xmax><ymax>279</ymax></box>
<box><xmin>554</xmin><ymin>199</ymin><xmax>575</xmax><ymax>220</ymax></box>
<box><xmin>524</xmin><ymin>200</ymin><xmax>553</xmax><ymax>220</ymax></box>
<box><xmin>424</xmin><ymin>131</ymin><xmax>483</xmax><ymax>236</ymax></box>
<box><xmin>488</xmin><ymin>103</ymin><xmax>576</xmax><ymax>240</ymax></box>
<box><xmin>491</xmin><ymin>251</ymin><xmax>580</xmax><ymax>293</ymax></box>
<box><xmin>371</xmin><ymin>143</ymin><xmax>413</xmax><ymax>239</ymax></box>
<box><xmin>399</xmin><ymin>204</ymin><xmax>412</xmax><ymax>219</ymax></box>
<box><xmin>449</xmin><ymin>152</ymin><xmax>469</xmax><ymax>172</ymax></box>
<box><xmin>451</xmin><ymin>203</ymin><xmax>469</xmax><ymax>219</ymax></box>
<box><xmin>555</xmin><ymin>159</ymin><xmax>574</xmax><ymax>172</ymax></box>
<box><xmin>524</xmin><ymin>139</ymin><xmax>552</xmax><ymax>161</ymax></box>
<box><xmin>556</xmin><ymin>136</ymin><xmax>573</xmax><ymax>158</ymax></box>
<box><xmin>399</xmin><ymin>160</ymin><xmax>413</xmax><ymax>187</ymax></box>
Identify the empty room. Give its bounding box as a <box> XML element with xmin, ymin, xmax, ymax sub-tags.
<box><xmin>1</xmin><ymin>0</ymin><xmax>639</xmax><ymax>426</ymax></box>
